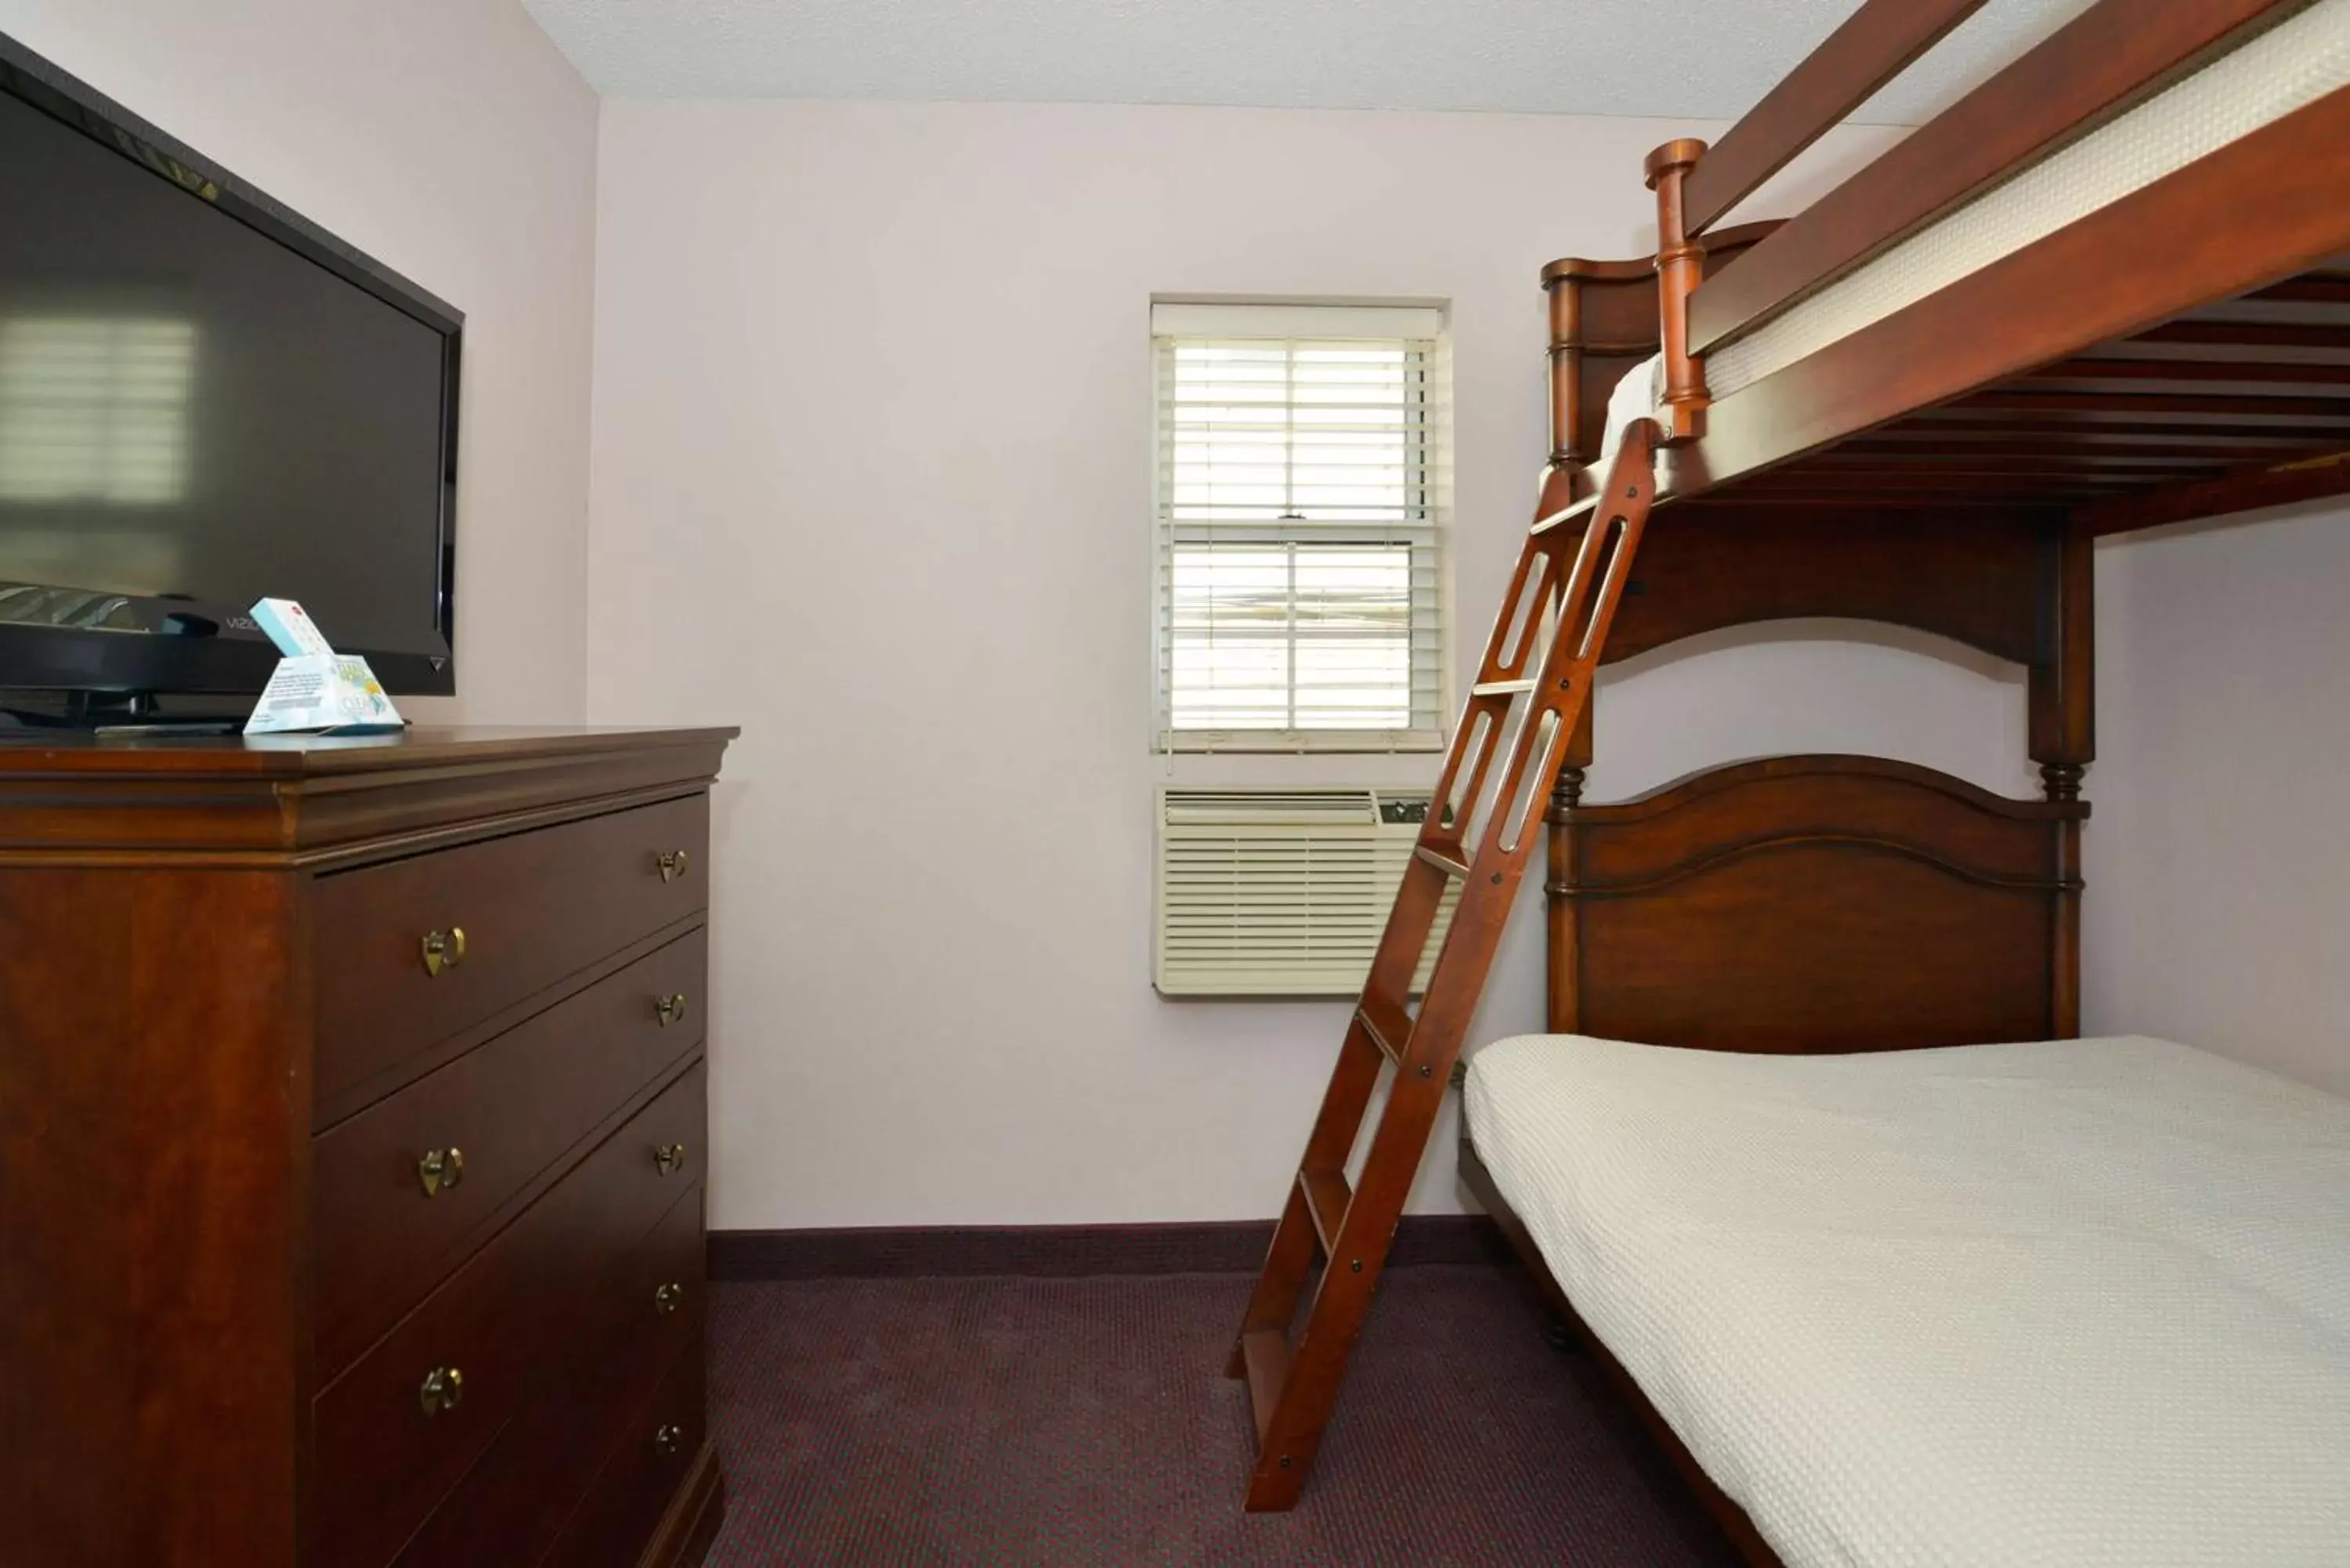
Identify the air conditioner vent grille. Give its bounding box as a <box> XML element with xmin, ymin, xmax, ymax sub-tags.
<box><xmin>1155</xmin><ymin>786</ymin><xmax>1463</xmax><ymax>997</ymax></box>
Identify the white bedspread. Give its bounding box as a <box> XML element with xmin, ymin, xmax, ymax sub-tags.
<box><xmin>1465</xmin><ymin>1034</ymin><xmax>2350</xmax><ymax>1568</ymax></box>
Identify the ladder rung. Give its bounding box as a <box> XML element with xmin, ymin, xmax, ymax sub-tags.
<box><xmin>1530</xmin><ymin>493</ymin><xmax>1600</xmax><ymax>537</ymax></box>
<box><xmin>1471</xmin><ymin>678</ymin><xmax>1535</xmax><ymax>698</ymax></box>
<box><xmin>1355</xmin><ymin>996</ymin><xmax>1412</xmax><ymax>1064</ymax></box>
<box><xmin>1296</xmin><ymin>1166</ymin><xmax>1351</xmax><ymax>1257</ymax></box>
<box><xmin>1415</xmin><ymin>844</ymin><xmax>1471</xmax><ymax>880</ymax></box>
<box><xmin>1239</xmin><ymin>1328</ymin><xmax>1291</xmax><ymax>1443</ymax></box>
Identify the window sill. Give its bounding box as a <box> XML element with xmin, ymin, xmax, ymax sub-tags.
<box><xmin>1159</xmin><ymin>730</ymin><xmax>1447</xmax><ymax>755</ymax></box>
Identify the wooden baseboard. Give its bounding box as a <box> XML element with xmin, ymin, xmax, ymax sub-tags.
<box><xmin>638</xmin><ymin>1439</ymin><xmax>726</xmax><ymax>1568</ymax></box>
<box><xmin>706</xmin><ymin>1214</ymin><xmax>1511</xmax><ymax>1281</ymax></box>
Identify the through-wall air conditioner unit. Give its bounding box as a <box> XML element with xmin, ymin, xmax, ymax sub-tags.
<box><xmin>1154</xmin><ymin>786</ymin><xmax>1463</xmax><ymax>998</ymax></box>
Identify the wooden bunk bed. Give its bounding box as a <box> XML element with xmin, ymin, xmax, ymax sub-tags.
<box><xmin>1231</xmin><ymin>0</ymin><xmax>2350</xmax><ymax>1555</ymax></box>
<box><xmin>1459</xmin><ymin>1</ymin><xmax>2350</xmax><ymax>1563</ymax></box>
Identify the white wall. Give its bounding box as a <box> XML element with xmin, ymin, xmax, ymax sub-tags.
<box><xmin>2085</xmin><ymin>501</ymin><xmax>2350</xmax><ymax>1095</ymax></box>
<box><xmin>579</xmin><ymin>98</ymin><xmax>2068</xmax><ymax>1230</ymax></box>
<box><xmin>25</xmin><ymin>6</ymin><xmax>2341</xmax><ymax>1237</ymax></box>
<box><xmin>0</xmin><ymin>0</ymin><xmax>602</xmax><ymax>721</ymax></box>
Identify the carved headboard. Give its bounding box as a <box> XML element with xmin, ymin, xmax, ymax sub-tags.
<box><xmin>1547</xmin><ymin>755</ymin><xmax>2085</xmax><ymax>1053</ymax></box>
<box><xmin>1536</xmin><ymin>503</ymin><xmax>2095</xmax><ymax>1054</ymax></box>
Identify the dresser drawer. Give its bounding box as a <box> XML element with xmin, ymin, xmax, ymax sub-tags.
<box><xmin>313</xmin><ymin>793</ymin><xmax>709</xmax><ymax>1107</ymax></box>
<box><xmin>313</xmin><ymin>928</ymin><xmax>707</xmax><ymax>1378</ymax></box>
<box><xmin>311</xmin><ymin>1062</ymin><xmax>707</xmax><ymax>1568</ymax></box>
<box><xmin>541</xmin><ymin>1342</ymin><xmax>710</xmax><ymax>1568</ymax></box>
<box><xmin>388</xmin><ymin>1184</ymin><xmax>707</xmax><ymax>1568</ymax></box>
<box><xmin>586</xmin><ymin>1172</ymin><xmax>709</xmax><ymax>1383</ymax></box>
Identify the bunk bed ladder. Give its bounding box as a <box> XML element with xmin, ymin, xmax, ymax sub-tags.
<box><xmin>1227</xmin><ymin>416</ymin><xmax>1663</xmax><ymax>1511</ymax></box>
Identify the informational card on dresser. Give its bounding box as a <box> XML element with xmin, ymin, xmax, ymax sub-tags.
<box><xmin>242</xmin><ymin>598</ymin><xmax>407</xmax><ymax>735</ymax></box>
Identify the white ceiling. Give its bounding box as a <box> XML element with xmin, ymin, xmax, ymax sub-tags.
<box><xmin>522</xmin><ymin>0</ymin><xmax>2094</xmax><ymax>124</ymax></box>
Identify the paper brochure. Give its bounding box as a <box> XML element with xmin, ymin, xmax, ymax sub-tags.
<box><xmin>242</xmin><ymin>597</ymin><xmax>406</xmax><ymax>735</ymax></box>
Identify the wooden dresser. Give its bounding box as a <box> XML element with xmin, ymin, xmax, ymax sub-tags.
<box><xmin>0</xmin><ymin>724</ymin><xmax>736</xmax><ymax>1568</ymax></box>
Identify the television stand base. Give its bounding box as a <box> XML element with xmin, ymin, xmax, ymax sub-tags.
<box><xmin>1</xmin><ymin>693</ymin><xmax>247</xmax><ymax>735</ymax></box>
<box><xmin>93</xmin><ymin>719</ymin><xmax>245</xmax><ymax>738</ymax></box>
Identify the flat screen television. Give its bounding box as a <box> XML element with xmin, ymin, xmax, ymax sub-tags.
<box><xmin>0</xmin><ymin>31</ymin><xmax>460</xmax><ymax>719</ymax></box>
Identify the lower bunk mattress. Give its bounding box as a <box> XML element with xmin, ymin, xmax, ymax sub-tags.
<box><xmin>1463</xmin><ymin>1033</ymin><xmax>2350</xmax><ymax>1568</ymax></box>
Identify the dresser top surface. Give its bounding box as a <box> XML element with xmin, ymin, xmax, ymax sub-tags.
<box><xmin>0</xmin><ymin>724</ymin><xmax>739</xmax><ymax>779</ymax></box>
<box><xmin>0</xmin><ymin>725</ymin><xmax>737</xmax><ymax>862</ymax></box>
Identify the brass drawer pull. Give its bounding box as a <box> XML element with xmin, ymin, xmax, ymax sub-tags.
<box><xmin>655</xmin><ymin>992</ymin><xmax>689</xmax><ymax>1028</ymax></box>
<box><xmin>654</xmin><ymin>1281</ymin><xmax>685</xmax><ymax>1316</ymax></box>
<box><xmin>657</xmin><ymin>849</ymin><xmax>691</xmax><ymax>883</ymax></box>
<box><xmin>419</xmin><ymin>927</ymin><xmax>468</xmax><ymax>977</ymax></box>
<box><xmin>653</xmin><ymin>1423</ymin><xmax>683</xmax><ymax>1456</ymax></box>
<box><xmin>418</xmin><ymin>1147</ymin><xmax>466</xmax><ymax>1198</ymax></box>
<box><xmin>419</xmin><ymin>1365</ymin><xmax>465</xmax><ymax>1417</ymax></box>
<box><xmin>654</xmin><ymin>1142</ymin><xmax>689</xmax><ymax>1177</ymax></box>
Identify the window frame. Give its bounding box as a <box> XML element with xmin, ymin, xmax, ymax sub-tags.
<box><xmin>1150</xmin><ymin>304</ymin><xmax>1452</xmax><ymax>755</ymax></box>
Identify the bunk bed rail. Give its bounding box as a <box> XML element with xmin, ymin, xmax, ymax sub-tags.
<box><xmin>1634</xmin><ymin>0</ymin><xmax>2350</xmax><ymax>532</ymax></box>
<box><xmin>1677</xmin><ymin>0</ymin><xmax>1985</xmax><ymax>239</ymax></box>
<box><xmin>1687</xmin><ymin>0</ymin><xmax>2305</xmax><ymax>358</ymax></box>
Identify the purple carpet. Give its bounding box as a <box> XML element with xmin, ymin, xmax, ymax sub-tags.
<box><xmin>703</xmin><ymin>1266</ymin><xmax>1737</xmax><ymax>1566</ymax></box>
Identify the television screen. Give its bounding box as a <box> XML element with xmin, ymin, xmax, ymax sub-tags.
<box><xmin>0</xmin><ymin>45</ymin><xmax>458</xmax><ymax>703</ymax></box>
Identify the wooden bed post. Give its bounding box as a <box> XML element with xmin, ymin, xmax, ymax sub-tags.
<box><xmin>1546</xmin><ymin>703</ymin><xmax>1593</xmax><ymax>1035</ymax></box>
<box><xmin>1646</xmin><ymin>138</ymin><xmax>1711</xmax><ymax>444</ymax></box>
<box><xmin>2030</xmin><ymin>519</ymin><xmax>2095</xmax><ymax>1037</ymax></box>
<box><xmin>1541</xmin><ymin>258</ymin><xmax>1595</xmax><ymax>1036</ymax></box>
<box><xmin>1547</xmin><ymin>260</ymin><xmax>1589</xmax><ymax>471</ymax></box>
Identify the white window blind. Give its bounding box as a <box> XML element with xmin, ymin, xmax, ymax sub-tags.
<box><xmin>1153</xmin><ymin>302</ymin><xmax>1448</xmax><ymax>753</ymax></box>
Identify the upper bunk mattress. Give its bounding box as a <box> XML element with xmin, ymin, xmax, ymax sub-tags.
<box><xmin>1464</xmin><ymin>1033</ymin><xmax>2350</xmax><ymax>1568</ymax></box>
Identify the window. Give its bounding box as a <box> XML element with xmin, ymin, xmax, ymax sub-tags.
<box><xmin>1153</xmin><ymin>302</ymin><xmax>1448</xmax><ymax>752</ymax></box>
